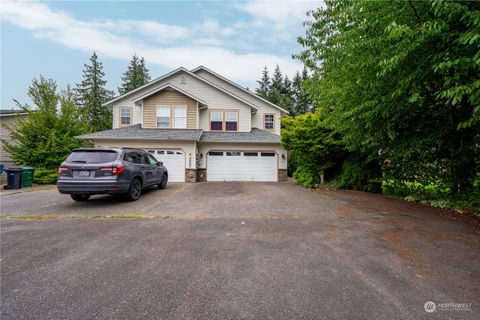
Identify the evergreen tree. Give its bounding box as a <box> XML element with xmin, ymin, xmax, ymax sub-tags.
<box><xmin>118</xmin><ymin>54</ymin><xmax>151</xmax><ymax>94</ymax></box>
<box><xmin>291</xmin><ymin>71</ymin><xmax>303</xmax><ymax>116</ymax></box>
<box><xmin>282</xmin><ymin>75</ymin><xmax>292</xmax><ymax>95</ymax></box>
<box><xmin>255</xmin><ymin>66</ymin><xmax>270</xmax><ymax>98</ymax></box>
<box><xmin>270</xmin><ymin>64</ymin><xmax>283</xmax><ymax>92</ymax></box>
<box><xmin>301</xmin><ymin>66</ymin><xmax>309</xmax><ymax>81</ymax></box>
<box><xmin>75</xmin><ymin>52</ymin><xmax>114</xmax><ymax>132</ymax></box>
<box><xmin>267</xmin><ymin>65</ymin><xmax>284</xmax><ymax>106</ymax></box>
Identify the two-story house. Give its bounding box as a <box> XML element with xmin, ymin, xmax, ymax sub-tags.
<box><xmin>79</xmin><ymin>66</ymin><xmax>288</xmax><ymax>182</ymax></box>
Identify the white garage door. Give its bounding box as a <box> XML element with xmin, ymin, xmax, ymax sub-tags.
<box><xmin>207</xmin><ymin>151</ymin><xmax>277</xmax><ymax>182</ymax></box>
<box><xmin>147</xmin><ymin>150</ymin><xmax>185</xmax><ymax>182</ymax></box>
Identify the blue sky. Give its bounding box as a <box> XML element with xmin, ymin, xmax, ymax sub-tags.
<box><xmin>1</xmin><ymin>0</ymin><xmax>322</xmax><ymax>108</ymax></box>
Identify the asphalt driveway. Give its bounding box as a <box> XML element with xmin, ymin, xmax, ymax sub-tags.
<box><xmin>1</xmin><ymin>182</ymin><xmax>479</xmax><ymax>319</ymax></box>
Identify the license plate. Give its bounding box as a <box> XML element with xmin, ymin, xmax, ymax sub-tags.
<box><xmin>78</xmin><ymin>170</ymin><xmax>90</xmax><ymax>177</ymax></box>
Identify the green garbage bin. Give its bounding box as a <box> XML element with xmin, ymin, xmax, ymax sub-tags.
<box><xmin>22</xmin><ymin>167</ymin><xmax>35</xmax><ymax>187</ymax></box>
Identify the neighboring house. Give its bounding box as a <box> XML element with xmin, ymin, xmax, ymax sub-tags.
<box><xmin>79</xmin><ymin>66</ymin><xmax>288</xmax><ymax>182</ymax></box>
<box><xmin>0</xmin><ymin>109</ymin><xmax>28</xmax><ymax>168</ymax></box>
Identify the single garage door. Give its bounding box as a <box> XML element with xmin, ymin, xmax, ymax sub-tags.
<box><xmin>148</xmin><ymin>150</ymin><xmax>185</xmax><ymax>182</ymax></box>
<box><xmin>207</xmin><ymin>151</ymin><xmax>277</xmax><ymax>181</ymax></box>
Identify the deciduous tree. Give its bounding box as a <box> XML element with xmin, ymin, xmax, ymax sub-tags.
<box><xmin>3</xmin><ymin>77</ymin><xmax>87</xmax><ymax>169</ymax></box>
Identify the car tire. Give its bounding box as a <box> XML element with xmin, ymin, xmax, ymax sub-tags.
<box><xmin>71</xmin><ymin>194</ymin><xmax>90</xmax><ymax>202</ymax></box>
<box><xmin>126</xmin><ymin>178</ymin><xmax>142</xmax><ymax>201</ymax></box>
<box><xmin>158</xmin><ymin>174</ymin><xmax>168</xmax><ymax>189</ymax></box>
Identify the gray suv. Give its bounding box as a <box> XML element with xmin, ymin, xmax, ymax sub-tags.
<box><xmin>57</xmin><ymin>148</ymin><xmax>168</xmax><ymax>202</ymax></box>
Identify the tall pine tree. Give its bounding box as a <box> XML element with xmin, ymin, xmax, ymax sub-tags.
<box><xmin>118</xmin><ymin>54</ymin><xmax>151</xmax><ymax>94</ymax></box>
<box><xmin>255</xmin><ymin>66</ymin><xmax>270</xmax><ymax>98</ymax></box>
<box><xmin>75</xmin><ymin>52</ymin><xmax>114</xmax><ymax>131</ymax></box>
<box><xmin>291</xmin><ymin>71</ymin><xmax>303</xmax><ymax>116</ymax></box>
<box><xmin>291</xmin><ymin>69</ymin><xmax>312</xmax><ymax>116</ymax></box>
<box><xmin>270</xmin><ymin>64</ymin><xmax>283</xmax><ymax>93</ymax></box>
<box><xmin>267</xmin><ymin>64</ymin><xmax>284</xmax><ymax>105</ymax></box>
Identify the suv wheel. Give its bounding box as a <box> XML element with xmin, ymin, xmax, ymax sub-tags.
<box><xmin>71</xmin><ymin>194</ymin><xmax>90</xmax><ymax>202</ymax></box>
<box><xmin>158</xmin><ymin>174</ymin><xmax>168</xmax><ymax>189</ymax></box>
<box><xmin>126</xmin><ymin>178</ymin><xmax>142</xmax><ymax>201</ymax></box>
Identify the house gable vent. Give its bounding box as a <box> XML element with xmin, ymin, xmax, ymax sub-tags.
<box><xmin>180</xmin><ymin>75</ymin><xmax>186</xmax><ymax>84</ymax></box>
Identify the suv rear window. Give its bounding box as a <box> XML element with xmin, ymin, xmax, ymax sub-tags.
<box><xmin>66</xmin><ymin>150</ymin><xmax>118</xmax><ymax>164</ymax></box>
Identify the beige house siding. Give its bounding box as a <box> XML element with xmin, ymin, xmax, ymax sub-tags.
<box><xmin>194</xmin><ymin>69</ymin><xmax>283</xmax><ymax>135</ymax></box>
<box><xmin>93</xmin><ymin>139</ymin><xmax>197</xmax><ymax>169</ymax></box>
<box><xmin>112</xmin><ymin>104</ymin><xmax>142</xmax><ymax>128</ymax></box>
<box><xmin>198</xmin><ymin>106</ymin><xmax>251</xmax><ymax>132</ymax></box>
<box><xmin>142</xmin><ymin>89</ymin><xmax>197</xmax><ymax>129</ymax></box>
<box><xmin>197</xmin><ymin>142</ymin><xmax>288</xmax><ymax>170</ymax></box>
<box><xmin>1</xmin><ymin>114</ymin><xmax>28</xmax><ymax>166</ymax></box>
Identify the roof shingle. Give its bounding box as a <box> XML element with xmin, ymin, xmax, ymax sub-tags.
<box><xmin>77</xmin><ymin>124</ymin><xmax>203</xmax><ymax>141</ymax></box>
<box><xmin>199</xmin><ymin>128</ymin><xmax>280</xmax><ymax>143</ymax></box>
<box><xmin>78</xmin><ymin>126</ymin><xmax>281</xmax><ymax>144</ymax></box>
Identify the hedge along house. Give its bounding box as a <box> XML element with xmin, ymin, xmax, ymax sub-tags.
<box><xmin>78</xmin><ymin>66</ymin><xmax>288</xmax><ymax>182</ymax></box>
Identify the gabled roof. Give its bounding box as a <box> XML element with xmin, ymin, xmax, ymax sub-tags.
<box><xmin>103</xmin><ymin>67</ymin><xmax>259</xmax><ymax>110</ymax></box>
<box><xmin>77</xmin><ymin>125</ymin><xmax>280</xmax><ymax>144</ymax></box>
<box><xmin>103</xmin><ymin>67</ymin><xmax>185</xmax><ymax>106</ymax></box>
<box><xmin>78</xmin><ymin>124</ymin><xmax>203</xmax><ymax>141</ymax></box>
<box><xmin>131</xmin><ymin>83</ymin><xmax>207</xmax><ymax>106</ymax></box>
<box><xmin>191</xmin><ymin>65</ymin><xmax>289</xmax><ymax>114</ymax></box>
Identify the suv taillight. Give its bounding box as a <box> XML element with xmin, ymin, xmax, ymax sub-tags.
<box><xmin>99</xmin><ymin>165</ymin><xmax>125</xmax><ymax>175</ymax></box>
<box><xmin>58</xmin><ymin>166</ymin><xmax>69</xmax><ymax>175</ymax></box>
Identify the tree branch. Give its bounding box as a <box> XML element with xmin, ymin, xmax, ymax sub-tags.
<box><xmin>407</xmin><ymin>0</ymin><xmax>421</xmax><ymax>23</ymax></box>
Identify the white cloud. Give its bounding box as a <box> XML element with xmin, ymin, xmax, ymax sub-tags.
<box><xmin>1</xmin><ymin>0</ymin><xmax>304</xmax><ymax>83</ymax></box>
<box><xmin>198</xmin><ymin>19</ymin><xmax>237</xmax><ymax>37</ymax></box>
<box><xmin>235</xmin><ymin>0</ymin><xmax>322</xmax><ymax>27</ymax></box>
<box><xmin>121</xmin><ymin>20</ymin><xmax>190</xmax><ymax>43</ymax></box>
<box><xmin>234</xmin><ymin>0</ymin><xmax>322</xmax><ymax>42</ymax></box>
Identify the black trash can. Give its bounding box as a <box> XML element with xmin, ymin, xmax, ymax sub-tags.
<box><xmin>4</xmin><ymin>168</ymin><xmax>24</xmax><ymax>190</ymax></box>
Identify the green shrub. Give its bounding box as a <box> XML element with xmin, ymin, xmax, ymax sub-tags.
<box><xmin>334</xmin><ymin>158</ymin><xmax>382</xmax><ymax>193</ymax></box>
<box><xmin>384</xmin><ymin>180</ymin><xmax>479</xmax><ymax>214</ymax></box>
<box><xmin>33</xmin><ymin>168</ymin><xmax>58</xmax><ymax>184</ymax></box>
<box><xmin>293</xmin><ymin>166</ymin><xmax>318</xmax><ymax>188</ymax></box>
<box><xmin>382</xmin><ymin>180</ymin><xmax>451</xmax><ymax>200</ymax></box>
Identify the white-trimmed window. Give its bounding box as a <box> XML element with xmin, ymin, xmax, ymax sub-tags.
<box><xmin>156</xmin><ymin>106</ymin><xmax>170</xmax><ymax>128</ymax></box>
<box><xmin>210</xmin><ymin>110</ymin><xmax>223</xmax><ymax>131</ymax></box>
<box><xmin>264</xmin><ymin>114</ymin><xmax>274</xmax><ymax>130</ymax></box>
<box><xmin>120</xmin><ymin>107</ymin><xmax>131</xmax><ymax>125</ymax></box>
<box><xmin>225</xmin><ymin>110</ymin><xmax>238</xmax><ymax>131</ymax></box>
<box><xmin>173</xmin><ymin>106</ymin><xmax>187</xmax><ymax>128</ymax></box>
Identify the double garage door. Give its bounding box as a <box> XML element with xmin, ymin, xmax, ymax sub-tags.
<box><xmin>148</xmin><ymin>149</ymin><xmax>185</xmax><ymax>182</ymax></box>
<box><xmin>145</xmin><ymin>149</ymin><xmax>277</xmax><ymax>182</ymax></box>
<box><xmin>207</xmin><ymin>151</ymin><xmax>277</xmax><ymax>182</ymax></box>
